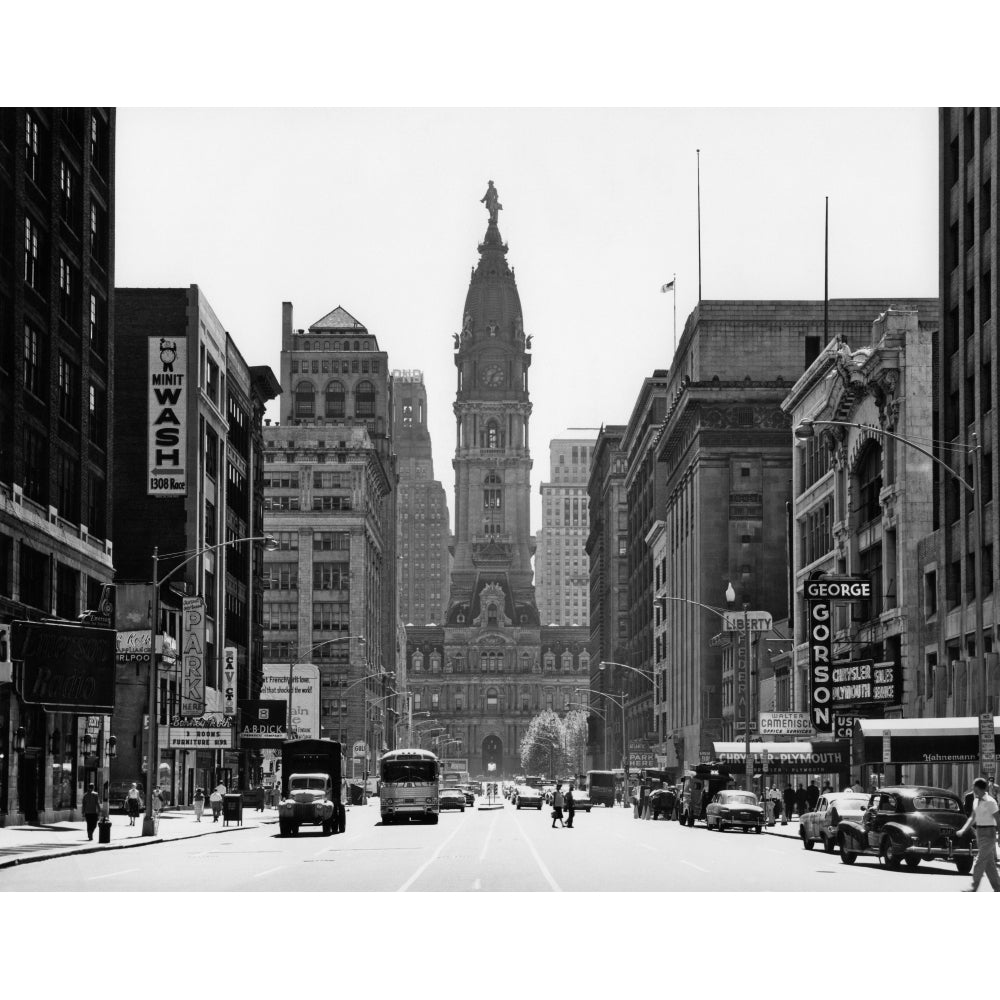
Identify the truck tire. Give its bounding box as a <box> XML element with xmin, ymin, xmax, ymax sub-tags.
<box><xmin>956</xmin><ymin>857</ymin><xmax>973</xmax><ymax>875</ymax></box>
<box><xmin>337</xmin><ymin>803</ymin><xmax>346</xmax><ymax>833</ymax></box>
<box><xmin>278</xmin><ymin>819</ymin><xmax>290</xmax><ymax>837</ymax></box>
<box><xmin>428</xmin><ymin>813</ymin><xmax>439</xmax><ymax>825</ymax></box>
<box><xmin>291</xmin><ymin>825</ymin><xmax>299</xmax><ymax>836</ymax></box>
<box><xmin>322</xmin><ymin>818</ymin><xmax>333</xmax><ymax>836</ymax></box>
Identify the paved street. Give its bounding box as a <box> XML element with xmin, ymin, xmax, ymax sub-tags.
<box><xmin>0</xmin><ymin>799</ymin><xmax>982</xmax><ymax>891</ymax></box>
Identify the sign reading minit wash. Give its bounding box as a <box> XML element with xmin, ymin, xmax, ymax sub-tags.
<box><xmin>147</xmin><ymin>336</ymin><xmax>187</xmax><ymax>496</ymax></box>
<box><xmin>181</xmin><ymin>597</ymin><xmax>206</xmax><ymax>716</ymax></box>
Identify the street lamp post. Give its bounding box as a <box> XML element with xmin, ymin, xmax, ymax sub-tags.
<box><xmin>144</xmin><ymin>534</ymin><xmax>278</xmax><ymax>837</ymax></box>
<box><xmin>598</xmin><ymin>661</ymin><xmax>656</xmax><ymax>794</ymax></box>
<box><xmin>795</xmin><ymin>418</ymin><xmax>987</xmax><ymax>724</ymax></box>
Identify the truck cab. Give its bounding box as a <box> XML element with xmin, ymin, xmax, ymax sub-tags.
<box><xmin>278</xmin><ymin>739</ymin><xmax>347</xmax><ymax>837</ymax></box>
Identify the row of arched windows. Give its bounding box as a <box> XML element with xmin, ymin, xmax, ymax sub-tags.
<box><xmin>294</xmin><ymin>380</ymin><xmax>376</xmax><ymax>420</ymax></box>
<box><xmin>409</xmin><ymin>649</ymin><xmax>589</xmax><ymax>672</ymax></box>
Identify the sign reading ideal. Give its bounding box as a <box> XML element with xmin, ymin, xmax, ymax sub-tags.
<box><xmin>180</xmin><ymin>597</ymin><xmax>206</xmax><ymax>716</ymax></box>
<box><xmin>147</xmin><ymin>336</ymin><xmax>188</xmax><ymax>496</ymax></box>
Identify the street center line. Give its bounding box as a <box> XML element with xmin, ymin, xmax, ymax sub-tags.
<box><xmin>397</xmin><ymin>813</ymin><xmax>467</xmax><ymax>892</ymax></box>
<box><xmin>479</xmin><ymin>812</ymin><xmax>499</xmax><ymax>862</ymax></box>
<box><xmin>678</xmin><ymin>859</ymin><xmax>709</xmax><ymax>873</ymax></box>
<box><xmin>253</xmin><ymin>866</ymin><xmax>286</xmax><ymax>879</ymax></box>
<box><xmin>513</xmin><ymin>813</ymin><xmax>562</xmax><ymax>892</ymax></box>
<box><xmin>87</xmin><ymin>869</ymin><xmax>137</xmax><ymax>880</ymax></box>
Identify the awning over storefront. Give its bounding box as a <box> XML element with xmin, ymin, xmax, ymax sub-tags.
<box><xmin>852</xmin><ymin>717</ymin><xmax>998</xmax><ymax>765</ymax></box>
<box><xmin>712</xmin><ymin>741</ymin><xmax>851</xmax><ymax>773</ymax></box>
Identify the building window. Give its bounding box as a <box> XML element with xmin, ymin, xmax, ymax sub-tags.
<box><xmin>55</xmin><ymin>562</ymin><xmax>79</xmax><ymax>620</ymax></box>
<box><xmin>313</xmin><ymin>562</ymin><xmax>349</xmax><ymax>590</ymax></box>
<box><xmin>325</xmin><ymin>380</ymin><xmax>345</xmax><ymax>418</ymax></box>
<box><xmin>24</xmin><ymin>216</ymin><xmax>40</xmax><ymax>289</ymax></box>
<box><xmin>88</xmin><ymin>383</ymin><xmax>107</xmax><ymax>445</ymax></box>
<box><xmin>23</xmin><ymin>427</ymin><xmax>48</xmax><ymax>503</ymax></box>
<box><xmin>90</xmin><ymin>112</ymin><xmax>108</xmax><ymax>176</ymax></box>
<box><xmin>89</xmin><ymin>292</ymin><xmax>108</xmax><ymax>358</ymax></box>
<box><xmin>486</xmin><ymin>688</ymin><xmax>498</xmax><ymax>712</ymax></box>
<box><xmin>24</xmin><ymin>112</ymin><xmax>39</xmax><ymax>183</ymax></box>
<box><xmin>294</xmin><ymin>381</ymin><xmax>315</xmax><ymax>419</ymax></box>
<box><xmin>856</xmin><ymin>443</ymin><xmax>882</xmax><ymax>526</ymax></box>
<box><xmin>355</xmin><ymin>380</ymin><xmax>375</xmax><ymax>418</ymax></box>
<box><xmin>56</xmin><ymin>453</ymin><xmax>79</xmax><ymax>520</ymax></box>
<box><xmin>23</xmin><ymin>322</ymin><xmax>43</xmax><ymax>397</ymax></box>
<box><xmin>59</xmin><ymin>159</ymin><xmax>77</xmax><ymax>228</ymax></box>
<box><xmin>58</xmin><ymin>355</ymin><xmax>80</xmax><ymax>426</ymax></box>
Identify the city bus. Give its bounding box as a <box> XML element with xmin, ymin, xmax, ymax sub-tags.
<box><xmin>585</xmin><ymin>769</ymin><xmax>617</xmax><ymax>807</ymax></box>
<box><xmin>378</xmin><ymin>749</ymin><xmax>441</xmax><ymax>825</ymax></box>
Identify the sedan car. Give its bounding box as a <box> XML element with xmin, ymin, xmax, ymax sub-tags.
<box><xmin>705</xmin><ymin>790</ymin><xmax>765</xmax><ymax>833</ymax></box>
<box><xmin>799</xmin><ymin>792</ymin><xmax>870</xmax><ymax>852</ymax></box>
<box><xmin>837</xmin><ymin>785</ymin><xmax>975</xmax><ymax>872</ymax></box>
<box><xmin>514</xmin><ymin>784</ymin><xmax>543</xmax><ymax>810</ymax></box>
<box><xmin>459</xmin><ymin>786</ymin><xmax>476</xmax><ymax>807</ymax></box>
<box><xmin>439</xmin><ymin>788</ymin><xmax>466</xmax><ymax>812</ymax></box>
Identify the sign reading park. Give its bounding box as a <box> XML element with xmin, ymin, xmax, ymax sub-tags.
<box><xmin>180</xmin><ymin>597</ymin><xmax>206</xmax><ymax>716</ymax></box>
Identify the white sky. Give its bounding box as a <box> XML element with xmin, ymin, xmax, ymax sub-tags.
<box><xmin>114</xmin><ymin>107</ymin><xmax>938</xmax><ymax>532</ymax></box>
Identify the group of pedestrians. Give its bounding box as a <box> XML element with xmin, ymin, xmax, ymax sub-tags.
<box><xmin>550</xmin><ymin>784</ymin><xmax>576</xmax><ymax>828</ymax></box>
<box><xmin>760</xmin><ymin>780</ymin><xmax>831</xmax><ymax>826</ymax></box>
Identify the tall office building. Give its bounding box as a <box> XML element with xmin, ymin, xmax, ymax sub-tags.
<box><xmin>392</xmin><ymin>369</ymin><xmax>451</xmax><ymax>627</ymax></box>
<box><xmin>585</xmin><ymin>426</ymin><xmax>627</xmax><ymax>769</ymax></box>
<box><xmin>535</xmin><ymin>438</ymin><xmax>595</xmax><ymax>627</ymax></box>
<box><xmin>113</xmin><ymin>285</ymin><xmax>280</xmax><ymax>801</ymax></box>
<box><xmin>912</xmin><ymin>107</ymin><xmax>1000</xmax><ymax>788</ymax></box>
<box><xmin>0</xmin><ymin>109</ymin><xmax>116</xmax><ymax>824</ymax></box>
<box><xmin>262</xmin><ymin>304</ymin><xmax>398</xmax><ymax>761</ymax></box>
<box><xmin>405</xmin><ymin>187</ymin><xmax>589</xmax><ymax>776</ymax></box>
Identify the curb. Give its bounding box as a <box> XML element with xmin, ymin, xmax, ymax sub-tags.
<box><xmin>0</xmin><ymin>816</ymin><xmax>280</xmax><ymax>870</ymax></box>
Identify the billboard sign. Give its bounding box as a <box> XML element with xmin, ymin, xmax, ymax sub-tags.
<box><xmin>160</xmin><ymin>715</ymin><xmax>234</xmax><ymax>750</ymax></box>
<box><xmin>223</xmin><ymin>646</ymin><xmax>237</xmax><ymax>715</ymax></box>
<box><xmin>238</xmin><ymin>700</ymin><xmax>288</xmax><ymax>749</ymax></box>
<box><xmin>11</xmin><ymin>621</ymin><xmax>116</xmax><ymax>710</ymax></box>
<box><xmin>261</xmin><ymin>663</ymin><xmax>320</xmax><ymax>741</ymax></box>
<box><xmin>722</xmin><ymin>611</ymin><xmax>773</xmax><ymax>633</ymax></box>
<box><xmin>147</xmin><ymin>336</ymin><xmax>188</xmax><ymax>496</ymax></box>
<box><xmin>180</xmin><ymin>597</ymin><xmax>206</xmax><ymax>716</ymax></box>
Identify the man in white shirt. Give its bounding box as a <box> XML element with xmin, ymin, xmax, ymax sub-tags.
<box><xmin>959</xmin><ymin>777</ymin><xmax>1000</xmax><ymax>892</ymax></box>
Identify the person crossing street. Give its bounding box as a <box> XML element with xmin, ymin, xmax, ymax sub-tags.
<box><xmin>958</xmin><ymin>777</ymin><xmax>1000</xmax><ymax>892</ymax></box>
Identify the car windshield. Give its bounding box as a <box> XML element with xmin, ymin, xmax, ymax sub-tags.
<box><xmin>722</xmin><ymin>793</ymin><xmax>757</xmax><ymax>806</ymax></box>
<box><xmin>382</xmin><ymin>761</ymin><xmax>438</xmax><ymax>783</ymax></box>
<box><xmin>833</xmin><ymin>795</ymin><xmax>869</xmax><ymax>810</ymax></box>
<box><xmin>291</xmin><ymin>777</ymin><xmax>327</xmax><ymax>790</ymax></box>
<box><xmin>913</xmin><ymin>794</ymin><xmax>962</xmax><ymax>812</ymax></box>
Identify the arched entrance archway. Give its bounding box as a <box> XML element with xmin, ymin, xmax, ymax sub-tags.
<box><xmin>482</xmin><ymin>735</ymin><xmax>503</xmax><ymax>776</ymax></box>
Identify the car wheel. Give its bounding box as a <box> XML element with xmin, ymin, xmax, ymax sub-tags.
<box><xmin>461</xmin><ymin>807</ymin><xmax>465</xmax><ymax>813</ymax></box>
<box><xmin>516</xmin><ymin>803</ymin><xmax>521</xmax><ymax>810</ymax></box>
<box><xmin>822</xmin><ymin>834</ymin><xmax>835</xmax><ymax>854</ymax></box>
<box><xmin>536</xmin><ymin>805</ymin><xmax>542</xmax><ymax>810</ymax></box>
<box><xmin>880</xmin><ymin>835</ymin><xmax>904</xmax><ymax>870</ymax></box>
<box><xmin>278</xmin><ymin>820</ymin><xmax>290</xmax><ymax>837</ymax></box>
<box><xmin>755</xmin><ymin>826</ymin><xmax>762</xmax><ymax>834</ymax></box>
<box><xmin>687</xmin><ymin>812</ymin><xmax>695</xmax><ymax>827</ymax></box>
<box><xmin>801</xmin><ymin>829</ymin><xmax>814</xmax><ymax>850</ymax></box>
<box><xmin>904</xmin><ymin>856</ymin><xmax>921</xmax><ymax>869</ymax></box>
<box><xmin>322</xmin><ymin>818</ymin><xmax>333</xmax><ymax>836</ymax></box>
<box><xmin>427</xmin><ymin>814</ymin><xmax>439</xmax><ymax>825</ymax></box>
<box><xmin>956</xmin><ymin>857</ymin><xmax>974</xmax><ymax>875</ymax></box>
<box><xmin>838</xmin><ymin>833</ymin><xmax>857</xmax><ymax>865</ymax></box>
<box><xmin>337</xmin><ymin>804</ymin><xmax>346</xmax><ymax>833</ymax></box>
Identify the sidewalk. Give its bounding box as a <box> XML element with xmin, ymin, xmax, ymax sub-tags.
<box><xmin>0</xmin><ymin>805</ymin><xmax>281</xmax><ymax>871</ymax></box>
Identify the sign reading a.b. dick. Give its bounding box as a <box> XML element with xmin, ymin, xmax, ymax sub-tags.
<box><xmin>238</xmin><ymin>700</ymin><xmax>288</xmax><ymax>749</ymax></box>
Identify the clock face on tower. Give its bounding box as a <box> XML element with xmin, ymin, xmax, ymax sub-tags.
<box><xmin>483</xmin><ymin>364</ymin><xmax>505</xmax><ymax>388</ymax></box>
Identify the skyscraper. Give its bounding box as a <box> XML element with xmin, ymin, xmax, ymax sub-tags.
<box><xmin>535</xmin><ymin>438</ymin><xmax>595</xmax><ymax>626</ymax></box>
<box><xmin>393</xmin><ymin>369</ymin><xmax>450</xmax><ymax>627</ymax></box>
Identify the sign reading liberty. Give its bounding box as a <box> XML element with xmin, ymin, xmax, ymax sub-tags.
<box><xmin>481</xmin><ymin>180</ymin><xmax>502</xmax><ymax>224</ymax></box>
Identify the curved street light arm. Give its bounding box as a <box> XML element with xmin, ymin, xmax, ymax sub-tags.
<box><xmin>655</xmin><ymin>595</ymin><xmax>730</xmax><ymax>619</ymax></box>
<box><xmin>599</xmin><ymin>660</ymin><xmax>656</xmax><ymax>682</ymax></box>
<box><xmin>796</xmin><ymin>418</ymin><xmax>977</xmax><ymax>493</ymax></box>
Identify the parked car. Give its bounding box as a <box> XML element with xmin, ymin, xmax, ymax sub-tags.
<box><xmin>836</xmin><ymin>785</ymin><xmax>975</xmax><ymax>873</ymax></box>
<box><xmin>567</xmin><ymin>789</ymin><xmax>592</xmax><ymax>813</ymax></box>
<box><xmin>799</xmin><ymin>792</ymin><xmax>869</xmax><ymax>852</ymax></box>
<box><xmin>705</xmin><ymin>790</ymin><xmax>765</xmax><ymax>833</ymax></box>
<box><xmin>515</xmin><ymin>784</ymin><xmax>543</xmax><ymax>810</ymax></box>
<box><xmin>439</xmin><ymin>788</ymin><xmax>466</xmax><ymax>812</ymax></box>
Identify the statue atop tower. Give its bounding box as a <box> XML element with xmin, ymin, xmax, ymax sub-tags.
<box><xmin>480</xmin><ymin>180</ymin><xmax>502</xmax><ymax>225</ymax></box>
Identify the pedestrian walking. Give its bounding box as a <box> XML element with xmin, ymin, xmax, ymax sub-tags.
<box><xmin>82</xmin><ymin>784</ymin><xmax>100</xmax><ymax>840</ymax></box>
<box><xmin>551</xmin><ymin>785</ymin><xmax>565</xmax><ymax>828</ymax></box>
<box><xmin>782</xmin><ymin>784</ymin><xmax>794</xmax><ymax>825</ymax></box>
<box><xmin>257</xmin><ymin>787</ymin><xmax>265</xmax><ymax>812</ymax></box>
<box><xmin>565</xmin><ymin>785</ymin><xmax>576</xmax><ymax>828</ymax></box>
<box><xmin>125</xmin><ymin>782</ymin><xmax>141</xmax><ymax>826</ymax></box>
<box><xmin>958</xmin><ymin>777</ymin><xmax>1000</xmax><ymax>892</ymax></box>
<box><xmin>806</xmin><ymin>780</ymin><xmax>820</xmax><ymax>812</ymax></box>
<box><xmin>193</xmin><ymin>787</ymin><xmax>205</xmax><ymax>822</ymax></box>
<box><xmin>767</xmin><ymin>785</ymin><xmax>782</xmax><ymax>826</ymax></box>
<box><xmin>210</xmin><ymin>787</ymin><xmax>223</xmax><ymax>822</ymax></box>
<box><xmin>795</xmin><ymin>783</ymin><xmax>808</xmax><ymax>819</ymax></box>
<box><xmin>151</xmin><ymin>786</ymin><xmax>163</xmax><ymax>817</ymax></box>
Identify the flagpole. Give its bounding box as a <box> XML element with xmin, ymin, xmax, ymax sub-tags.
<box><xmin>696</xmin><ymin>149</ymin><xmax>702</xmax><ymax>302</ymax></box>
<box><xmin>823</xmin><ymin>195</ymin><xmax>829</xmax><ymax>346</ymax></box>
<box><xmin>672</xmin><ymin>273</ymin><xmax>677</xmax><ymax>357</ymax></box>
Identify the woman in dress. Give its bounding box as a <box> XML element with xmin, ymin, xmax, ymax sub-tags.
<box><xmin>193</xmin><ymin>787</ymin><xmax>205</xmax><ymax>822</ymax></box>
<box><xmin>125</xmin><ymin>782</ymin><xmax>141</xmax><ymax>826</ymax></box>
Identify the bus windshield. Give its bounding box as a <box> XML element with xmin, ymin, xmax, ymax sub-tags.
<box><xmin>382</xmin><ymin>760</ymin><xmax>438</xmax><ymax>784</ymax></box>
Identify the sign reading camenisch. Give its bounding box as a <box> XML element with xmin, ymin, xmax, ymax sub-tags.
<box><xmin>180</xmin><ymin>597</ymin><xmax>206</xmax><ymax>716</ymax></box>
<box><xmin>759</xmin><ymin>712</ymin><xmax>812</xmax><ymax>737</ymax></box>
<box><xmin>147</xmin><ymin>336</ymin><xmax>188</xmax><ymax>496</ymax></box>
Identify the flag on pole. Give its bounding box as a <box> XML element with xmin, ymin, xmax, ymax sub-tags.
<box><xmin>660</xmin><ymin>280</ymin><xmax>675</xmax><ymax>293</ymax></box>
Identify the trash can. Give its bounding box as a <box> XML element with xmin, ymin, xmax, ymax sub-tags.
<box><xmin>97</xmin><ymin>818</ymin><xmax>112</xmax><ymax>844</ymax></box>
<box><xmin>222</xmin><ymin>793</ymin><xmax>243</xmax><ymax>827</ymax></box>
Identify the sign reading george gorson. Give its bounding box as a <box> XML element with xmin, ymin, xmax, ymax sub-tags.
<box><xmin>147</xmin><ymin>336</ymin><xmax>187</xmax><ymax>496</ymax></box>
